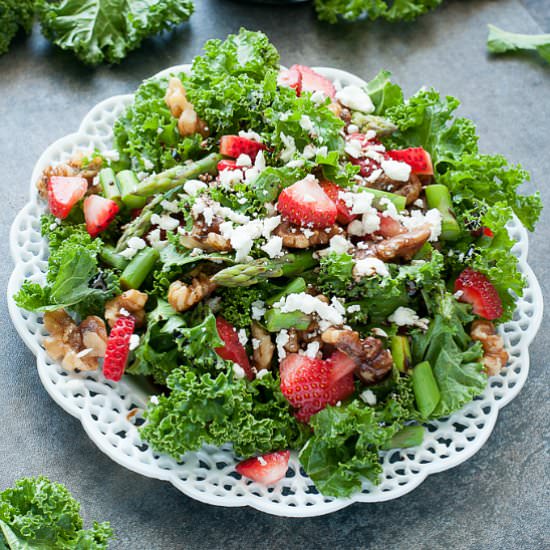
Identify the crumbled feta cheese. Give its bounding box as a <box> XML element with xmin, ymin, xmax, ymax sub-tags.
<box><xmin>347</xmin><ymin>304</ymin><xmax>361</xmax><ymax>313</ymax></box>
<box><xmin>347</xmin><ymin>124</ymin><xmax>359</xmax><ymax>134</ymax></box>
<box><xmin>401</xmin><ymin>208</ymin><xmax>442</xmax><ymax>241</ymax></box>
<box><xmin>276</xmin><ymin>329</ymin><xmax>290</xmax><ymax>359</ymax></box>
<box><xmin>233</xmin><ymin>364</ymin><xmax>246</xmax><ymax>379</ymax></box>
<box><xmin>275</xmin><ymin>293</ymin><xmax>345</xmax><ymax>331</ymax></box>
<box><xmin>120</xmin><ymin>236</ymin><xmax>147</xmax><ymax>259</ymax></box>
<box><xmin>230</xmin><ymin>226</ymin><xmax>254</xmax><ymax>262</ymax></box>
<box><xmin>238</xmin><ymin>130</ymin><xmax>263</xmax><ymax>142</ymax></box>
<box><xmin>252</xmin><ymin>338</ymin><xmax>261</xmax><ymax>350</ymax></box>
<box><xmin>142</xmin><ymin>158</ymin><xmax>154</xmax><ymax>171</ymax></box>
<box><xmin>353</xmin><ymin>257</ymin><xmax>389</xmax><ymax>278</ymax></box>
<box><xmin>257</xmin><ymin>456</ymin><xmax>267</xmax><ymax>466</ymax></box>
<box><xmin>286</xmin><ymin>159</ymin><xmax>305</xmax><ymax>169</ymax></box>
<box><xmin>280</xmin><ymin>132</ymin><xmax>296</xmax><ymax>162</ymax></box>
<box><xmin>381</xmin><ymin>159</ymin><xmax>411</xmax><ymax>182</ymax></box>
<box><xmin>262</xmin><ymin>215</ymin><xmax>281</xmax><ymax>238</ymax></box>
<box><xmin>238</xmin><ymin>329</ymin><xmax>248</xmax><ymax>347</ymax></box>
<box><xmin>183</xmin><ymin>179</ymin><xmax>207</xmax><ymax>196</ymax></box>
<box><xmin>102</xmin><ymin>150</ymin><xmax>120</xmax><ymax>162</ymax></box>
<box><xmin>151</xmin><ymin>213</ymin><xmax>179</xmax><ymax>231</ymax></box>
<box><xmin>328</xmin><ymin>235</ymin><xmax>352</xmax><ymax>254</ymax></box>
<box><xmin>360</xmin><ymin>389</ymin><xmax>377</xmax><ymax>406</ymax></box>
<box><xmin>336</xmin><ymin>85</ymin><xmax>375</xmax><ymax>114</ymax></box>
<box><xmin>236</xmin><ymin>154</ymin><xmax>252</xmax><ymax>167</ymax></box>
<box><xmin>371</xmin><ymin>327</ymin><xmax>388</xmax><ymax>338</ymax></box>
<box><xmin>302</xmin><ymin>144</ymin><xmax>318</xmax><ymax>159</ymax></box>
<box><xmin>453</xmin><ymin>290</ymin><xmax>464</xmax><ymax>299</ymax></box>
<box><xmin>344</xmin><ymin>139</ymin><xmax>363</xmax><ymax>159</ymax></box>
<box><xmin>413</xmin><ymin>198</ymin><xmax>424</xmax><ymax>208</ymax></box>
<box><xmin>161</xmin><ymin>199</ymin><xmax>179</xmax><ymax>213</ymax></box>
<box><xmin>254</xmin><ymin>150</ymin><xmax>266</xmax><ymax>171</ymax></box>
<box><xmin>119</xmin><ymin>308</ymin><xmax>131</xmax><ymax>317</ymax></box>
<box><xmin>388</xmin><ymin>306</ymin><xmax>429</xmax><ymax>330</ymax></box>
<box><xmin>310</xmin><ymin>90</ymin><xmax>327</xmax><ymax>104</ymax></box>
<box><xmin>129</xmin><ymin>334</ymin><xmax>140</xmax><ymax>351</ymax></box>
<box><xmin>219</xmin><ymin>169</ymin><xmax>243</xmax><ymax>188</ymax></box>
<box><xmin>256</xmin><ymin>369</ymin><xmax>269</xmax><ymax>379</ymax></box>
<box><xmin>150</xmin><ymin>395</ymin><xmax>159</xmax><ymax>405</ymax></box>
<box><xmin>251</xmin><ymin>300</ymin><xmax>266</xmax><ymax>321</ymax></box>
<box><xmin>330</xmin><ymin>297</ymin><xmax>346</xmax><ymax>316</ymax></box>
<box><xmin>365</xmin><ymin>168</ymin><xmax>383</xmax><ymax>183</ymax></box>
<box><xmin>304</xmin><ymin>341</ymin><xmax>320</xmax><ymax>359</ymax></box>
<box><xmin>261</xmin><ymin>235</ymin><xmax>284</xmax><ymax>258</ymax></box>
<box><xmin>300</xmin><ymin>115</ymin><xmax>315</xmax><ymax>134</ymax></box>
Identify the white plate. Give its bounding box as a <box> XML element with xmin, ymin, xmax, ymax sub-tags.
<box><xmin>7</xmin><ymin>65</ymin><xmax>543</xmax><ymax>517</ymax></box>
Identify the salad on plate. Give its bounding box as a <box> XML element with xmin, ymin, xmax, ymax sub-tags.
<box><xmin>14</xmin><ymin>29</ymin><xmax>541</xmax><ymax>498</ymax></box>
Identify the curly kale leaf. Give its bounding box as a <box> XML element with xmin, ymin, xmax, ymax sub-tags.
<box><xmin>141</xmin><ymin>368</ymin><xmax>308</xmax><ymax>458</ymax></box>
<box><xmin>0</xmin><ymin>476</ymin><xmax>113</xmax><ymax>549</ymax></box>
<box><xmin>300</xmin><ymin>374</ymin><xmax>416</xmax><ymax>497</ymax></box>
<box><xmin>217</xmin><ymin>286</ymin><xmax>267</xmax><ymax>329</ymax></box>
<box><xmin>314</xmin><ymin>0</ymin><xmax>442</xmax><ymax>24</ymax></box>
<box><xmin>114</xmin><ymin>75</ymin><xmax>203</xmax><ymax>173</ymax></box>
<box><xmin>36</xmin><ymin>0</ymin><xmax>194</xmax><ymax>65</ymax></box>
<box><xmin>487</xmin><ymin>25</ymin><xmax>550</xmax><ymax>63</ymax></box>
<box><xmin>0</xmin><ymin>0</ymin><xmax>35</xmax><ymax>55</ymax></box>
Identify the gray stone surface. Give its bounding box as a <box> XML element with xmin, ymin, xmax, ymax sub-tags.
<box><xmin>1</xmin><ymin>1</ymin><xmax>548</xmax><ymax>549</ymax></box>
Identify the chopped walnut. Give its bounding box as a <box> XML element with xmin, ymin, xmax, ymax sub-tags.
<box><xmin>251</xmin><ymin>322</ymin><xmax>275</xmax><ymax>371</ymax></box>
<box><xmin>471</xmin><ymin>320</ymin><xmax>509</xmax><ymax>376</ymax></box>
<box><xmin>168</xmin><ymin>274</ymin><xmax>217</xmax><ymax>312</ymax></box>
<box><xmin>373</xmin><ymin>225</ymin><xmax>431</xmax><ymax>262</ymax></box>
<box><xmin>274</xmin><ymin>222</ymin><xmax>343</xmax><ymax>249</ymax></box>
<box><xmin>321</xmin><ymin>327</ymin><xmax>393</xmax><ymax>385</ymax></box>
<box><xmin>36</xmin><ymin>153</ymin><xmax>103</xmax><ymax>199</ymax></box>
<box><xmin>105</xmin><ymin>290</ymin><xmax>148</xmax><ymax>328</ymax></box>
<box><xmin>284</xmin><ymin>328</ymin><xmax>300</xmax><ymax>354</ymax></box>
<box><xmin>367</xmin><ymin>174</ymin><xmax>423</xmax><ymax>206</ymax></box>
<box><xmin>165</xmin><ymin>78</ymin><xmax>209</xmax><ymax>138</ymax></box>
<box><xmin>180</xmin><ymin>231</ymin><xmax>231</xmax><ymax>252</ymax></box>
<box><xmin>43</xmin><ymin>309</ymin><xmax>107</xmax><ymax>372</ymax></box>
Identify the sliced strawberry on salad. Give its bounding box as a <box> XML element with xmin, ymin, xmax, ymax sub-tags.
<box><xmin>387</xmin><ymin>147</ymin><xmax>433</xmax><ymax>176</ymax></box>
<box><xmin>83</xmin><ymin>195</ymin><xmax>119</xmax><ymax>238</ymax></box>
<box><xmin>214</xmin><ymin>317</ymin><xmax>254</xmax><ymax>380</ymax></box>
<box><xmin>220</xmin><ymin>135</ymin><xmax>266</xmax><ymax>160</ymax></box>
<box><xmin>47</xmin><ymin>176</ymin><xmax>88</xmax><ymax>219</ymax></box>
<box><xmin>103</xmin><ymin>315</ymin><xmax>136</xmax><ymax>382</ymax></box>
<box><xmin>376</xmin><ymin>213</ymin><xmax>405</xmax><ymax>238</ymax></box>
<box><xmin>289</xmin><ymin>64</ymin><xmax>336</xmax><ymax>99</ymax></box>
<box><xmin>454</xmin><ymin>268</ymin><xmax>503</xmax><ymax>320</ymax></box>
<box><xmin>217</xmin><ymin>159</ymin><xmax>239</xmax><ymax>172</ymax></box>
<box><xmin>277</xmin><ymin>176</ymin><xmax>337</xmax><ymax>229</ymax></box>
<box><xmin>320</xmin><ymin>181</ymin><xmax>356</xmax><ymax>224</ymax></box>
<box><xmin>236</xmin><ymin>450</ymin><xmax>291</xmax><ymax>484</ymax></box>
<box><xmin>277</xmin><ymin>66</ymin><xmax>302</xmax><ymax>95</ymax></box>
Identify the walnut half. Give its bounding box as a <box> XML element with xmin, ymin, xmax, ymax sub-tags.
<box><xmin>168</xmin><ymin>274</ymin><xmax>217</xmax><ymax>312</ymax></box>
<box><xmin>471</xmin><ymin>320</ymin><xmax>509</xmax><ymax>376</ymax></box>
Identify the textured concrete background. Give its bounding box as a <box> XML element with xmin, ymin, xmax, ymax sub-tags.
<box><xmin>1</xmin><ymin>1</ymin><xmax>548</xmax><ymax>549</ymax></box>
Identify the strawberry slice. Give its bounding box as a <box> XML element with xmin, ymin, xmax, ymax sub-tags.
<box><xmin>236</xmin><ymin>451</ymin><xmax>290</xmax><ymax>485</ymax></box>
<box><xmin>387</xmin><ymin>147</ymin><xmax>433</xmax><ymax>176</ymax></box>
<box><xmin>219</xmin><ymin>135</ymin><xmax>266</xmax><ymax>160</ymax></box>
<box><xmin>290</xmin><ymin>65</ymin><xmax>336</xmax><ymax>99</ymax></box>
<box><xmin>103</xmin><ymin>315</ymin><xmax>135</xmax><ymax>382</ymax></box>
<box><xmin>326</xmin><ymin>351</ymin><xmax>356</xmax><ymax>403</ymax></box>
<box><xmin>47</xmin><ymin>176</ymin><xmax>88</xmax><ymax>219</ymax></box>
<box><xmin>214</xmin><ymin>317</ymin><xmax>253</xmax><ymax>380</ymax></box>
<box><xmin>320</xmin><ymin>181</ymin><xmax>356</xmax><ymax>225</ymax></box>
<box><xmin>277</xmin><ymin>176</ymin><xmax>337</xmax><ymax>229</ymax></box>
<box><xmin>277</xmin><ymin>67</ymin><xmax>302</xmax><ymax>95</ymax></box>
<box><xmin>376</xmin><ymin>213</ymin><xmax>405</xmax><ymax>238</ymax></box>
<box><xmin>454</xmin><ymin>268</ymin><xmax>503</xmax><ymax>320</ymax></box>
<box><xmin>217</xmin><ymin>159</ymin><xmax>239</xmax><ymax>172</ymax></box>
<box><xmin>83</xmin><ymin>195</ymin><xmax>119</xmax><ymax>238</ymax></box>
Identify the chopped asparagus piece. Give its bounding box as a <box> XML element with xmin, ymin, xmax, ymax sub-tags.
<box><xmin>120</xmin><ymin>247</ymin><xmax>160</xmax><ymax>289</ymax></box>
<box><xmin>425</xmin><ymin>184</ymin><xmax>461</xmax><ymax>240</ymax></box>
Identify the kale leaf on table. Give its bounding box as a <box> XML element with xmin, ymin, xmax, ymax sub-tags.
<box><xmin>0</xmin><ymin>476</ymin><xmax>113</xmax><ymax>549</ymax></box>
<box><xmin>0</xmin><ymin>0</ymin><xmax>35</xmax><ymax>55</ymax></box>
<box><xmin>36</xmin><ymin>0</ymin><xmax>194</xmax><ymax>65</ymax></box>
<box><xmin>488</xmin><ymin>24</ymin><xmax>550</xmax><ymax>63</ymax></box>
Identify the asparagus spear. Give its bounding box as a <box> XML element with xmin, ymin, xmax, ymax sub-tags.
<box><xmin>363</xmin><ymin>188</ymin><xmax>407</xmax><ymax>211</ymax></box>
<box><xmin>266</xmin><ymin>277</ymin><xmax>307</xmax><ymax>306</ymax></box>
<box><xmin>425</xmin><ymin>184</ymin><xmax>461</xmax><ymax>240</ymax></box>
<box><xmin>391</xmin><ymin>335</ymin><xmax>412</xmax><ymax>373</ymax></box>
<box><xmin>412</xmin><ymin>361</ymin><xmax>440</xmax><ymax>418</ymax></box>
<box><xmin>120</xmin><ymin>247</ymin><xmax>160</xmax><ymax>289</ymax></box>
<box><xmin>211</xmin><ymin>252</ymin><xmax>316</xmax><ymax>287</ymax></box>
<box><xmin>135</xmin><ymin>153</ymin><xmax>222</xmax><ymax>197</ymax></box>
<box><xmin>381</xmin><ymin>425</ymin><xmax>424</xmax><ymax>450</ymax></box>
<box><xmin>264</xmin><ymin>309</ymin><xmax>311</xmax><ymax>332</ymax></box>
<box><xmin>117</xmin><ymin>170</ymin><xmax>147</xmax><ymax>209</ymax></box>
<box><xmin>99</xmin><ymin>244</ymin><xmax>128</xmax><ymax>270</ymax></box>
<box><xmin>98</xmin><ymin>168</ymin><xmax>121</xmax><ymax>203</ymax></box>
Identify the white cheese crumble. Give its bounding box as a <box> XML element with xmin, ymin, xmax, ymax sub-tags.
<box><xmin>219</xmin><ymin>169</ymin><xmax>244</xmax><ymax>188</ymax></box>
<box><xmin>381</xmin><ymin>159</ymin><xmax>411</xmax><ymax>182</ymax></box>
<box><xmin>183</xmin><ymin>179</ymin><xmax>207</xmax><ymax>196</ymax></box>
<box><xmin>233</xmin><ymin>364</ymin><xmax>246</xmax><ymax>379</ymax></box>
<box><xmin>304</xmin><ymin>341</ymin><xmax>320</xmax><ymax>359</ymax></box>
<box><xmin>353</xmin><ymin>257</ymin><xmax>390</xmax><ymax>278</ymax></box>
<box><xmin>310</xmin><ymin>90</ymin><xmax>327</xmax><ymax>104</ymax></box>
<box><xmin>142</xmin><ymin>158</ymin><xmax>154</xmax><ymax>171</ymax></box>
<box><xmin>274</xmin><ymin>293</ymin><xmax>345</xmax><ymax>331</ymax></box>
<box><xmin>280</xmin><ymin>132</ymin><xmax>297</xmax><ymax>162</ymax></box>
<box><xmin>261</xmin><ymin>235</ymin><xmax>284</xmax><ymax>258</ymax></box>
<box><xmin>344</xmin><ymin>139</ymin><xmax>363</xmax><ymax>159</ymax></box>
<box><xmin>120</xmin><ymin>236</ymin><xmax>147</xmax><ymax>259</ymax></box>
<box><xmin>257</xmin><ymin>456</ymin><xmax>267</xmax><ymax>466</ymax></box>
<box><xmin>254</xmin><ymin>150</ymin><xmax>266</xmax><ymax>171</ymax></box>
<box><xmin>347</xmin><ymin>304</ymin><xmax>361</xmax><ymax>313</ymax></box>
<box><xmin>150</xmin><ymin>395</ymin><xmax>159</xmax><ymax>405</ymax></box>
<box><xmin>129</xmin><ymin>334</ymin><xmax>140</xmax><ymax>351</ymax></box>
<box><xmin>347</xmin><ymin>124</ymin><xmax>359</xmax><ymax>134</ymax></box>
<box><xmin>237</xmin><ymin>329</ymin><xmax>248</xmax><ymax>347</ymax></box>
<box><xmin>236</xmin><ymin>154</ymin><xmax>252</xmax><ymax>167</ymax></box>
<box><xmin>251</xmin><ymin>300</ymin><xmax>266</xmax><ymax>321</ymax></box>
<box><xmin>276</xmin><ymin>329</ymin><xmax>290</xmax><ymax>360</ymax></box>
<box><xmin>388</xmin><ymin>307</ymin><xmax>429</xmax><ymax>330</ymax></box>
<box><xmin>360</xmin><ymin>389</ymin><xmax>377</xmax><ymax>406</ymax></box>
<box><xmin>336</xmin><ymin>85</ymin><xmax>375</xmax><ymax>113</ymax></box>
<box><xmin>256</xmin><ymin>369</ymin><xmax>269</xmax><ymax>379</ymax></box>
<box><xmin>371</xmin><ymin>327</ymin><xmax>389</xmax><ymax>338</ymax></box>
<box><xmin>299</xmin><ymin>115</ymin><xmax>315</xmax><ymax>134</ymax></box>
<box><xmin>238</xmin><ymin>130</ymin><xmax>263</xmax><ymax>142</ymax></box>
<box><xmin>401</xmin><ymin>208</ymin><xmax>442</xmax><ymax>242</ymax></box>
<box><xmin>328</xmin><ymin>235</ymin><xmax>352</xmax><ymax>255</ymax></box>
<box><xmin>151</xmin><ymin>213</ymin><xmax>179</xmax><ymax>231</ymax></box>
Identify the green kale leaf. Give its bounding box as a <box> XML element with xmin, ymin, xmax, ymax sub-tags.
<box><xmin>487</xmin><ymin>25</ymin><xmax>550</xmax><ymax>63</ymax></box>
<box><xmin>217</xmin><ymin>286</ymin><xmax>267</xmax><ymax>328</ymax></box>
<box><xmin>36</xmin><ymin>0</ymin><xmax>194</xmax><ymax>65</ymax></box>
<box><xmin>0</xmin><ymin>476</ymin><xmax>112</xmax><ymax>549</ymax></box>
<box><xmin>0</xmin><ymin>0</ymin><xmax>35</xmax><ymax>55</ymax></box>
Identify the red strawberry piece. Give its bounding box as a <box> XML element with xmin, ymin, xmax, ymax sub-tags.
<box><xmin>320</xmin><ymin>181</ymin><xmax>356</xmax><ymax>225</ymax></box>
<box><xmin>387</xmin><ymin>147</ymin><xmax>433</xmax><ymax>176</ymax></box>
<box><xmin>326</xmin><ymin>351</ymin><xmax>356</xmax><ymax>403</ymax></box>
<box><xmin>83</xmin><ymin>195</ymin><xmax>119</xmax><ymax>238</ymax></box>
<box><xmin>214</xmin><ymin>317</ymin><xmax>254</xmax><ymax>380</ymax></box>
<box><xmin>290</xmin><ymin>65</ymin><xmax>336</xmax><ymax>99</ymax></box>
<box><xmin>103</xmin><ymin>315</ymin><xmax>135</xmax><ymax>382</ymax></box>
<box><xmin>217</xmin><ymin>159</ymin><xmax>239</xmax><ymax>172</ymax></box>
<box><xmin>454</xmin><ymin>268</ymin><xmax>503</xmax><ymax>320</ymax></box>
<box><xmin>219</xmin><ymin>135</ymin><xmax>266</xmax><ymax>160</ymax></box>
<box><xmin>376</xmin><ymin>213</ymin><xmax>405</xmax><ymax>238</ymax></box>
<box><xmin>236</xmin><ymin>451</ymin><xmax>290</xmax><ymax>485</ymax></box>
<box><xmin>47</xmin><ymin>176</ymin><xmax>88</xmax><ymax>219</ymax></box>
<box><xmin>471</xmin><ymin>226</ymin><xmax>494</xmax><ymax>238</ymax></box>
<box><xmin>277</xmin><ymin>177</ymin><xmax>337</xmax><ymax>229</ymax></box>
<box><xmin>277</xmin><ymin>67</ymin><xmax>302</xmax><ymax>95</ymax></box>
<box><xmin>280</xmin><ymin>354</ymin><xmax>331</xmax><ymax>422</ymax></box>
